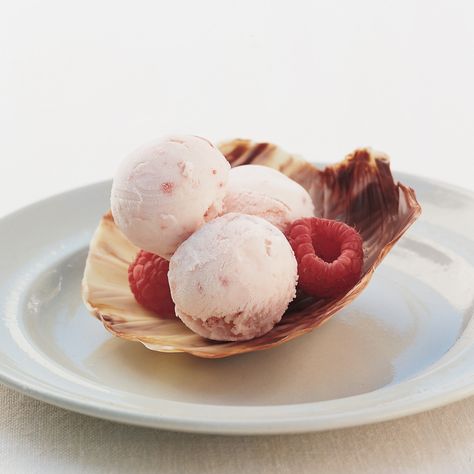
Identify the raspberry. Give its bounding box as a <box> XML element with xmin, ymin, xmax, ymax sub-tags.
<box><xmin>128</xmin><ymin>250</ymin><xmax>175</xmax><ymax>318</ymax></box>
<box><xmin>287</xmin><ymin>217</ymin><xmax>363</xmax><ymax>298</ymax></box>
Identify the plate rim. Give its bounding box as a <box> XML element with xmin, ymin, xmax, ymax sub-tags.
<box><xmin>0</xmin><ymin>366</ymin><xmax>473</xmax><ymax>434</ymax></box>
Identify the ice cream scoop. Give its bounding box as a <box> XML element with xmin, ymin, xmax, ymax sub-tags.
<box><xmin>222</xmin><ymin>164</ymin><xmax>315</xmax><ymax>232</ymax></box>
<box><xmin>111</xmin><ymin>135</ymin><xmax>230</xmax><ymax>259</ymax></box>
<box><xmin>168</xmin><ymin>213</ymin><xmax>298</xmax><ymax>341</ymax></box>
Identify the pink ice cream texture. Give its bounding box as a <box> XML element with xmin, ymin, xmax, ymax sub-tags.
<box><xmin>168</xmin><ymin>213</ymin><xmax>298</xmax><ymax>341</ymax></box>
<box><xmin>111</xmin><ymin>135</ymin><xmax>230</xmax><ymax>259</ymax></box>
<box><xmin>223</xmin><ymin>164</ymin><xmax>314</xmax><ymax>232</ymax></box>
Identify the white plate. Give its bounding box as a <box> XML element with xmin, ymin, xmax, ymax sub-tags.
<box><xmin>0</xmin><ymin>173</ymin><xmax>473</xmax><ymax>435</ymax></box>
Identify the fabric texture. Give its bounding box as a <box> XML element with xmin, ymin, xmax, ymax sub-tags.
<box><xmin>1</xmin><ymin>384</ymin><xmax>473</xmax><ymax>474</ymax></box>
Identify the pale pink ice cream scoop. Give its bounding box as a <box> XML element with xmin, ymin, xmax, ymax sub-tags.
<box><xmin>111</xmin><ymin>135</ymin><xmax>230</xmax><ymax>259</ymax></box>
<box><xmin>223</xmin><ymin>165</ymin><xmax>314</xmax><ymax>232</ymax></box>
<box><xmin>168</xmin><ymin>213</ymin><xmax>298</xmax><ymax>341</ymax></box>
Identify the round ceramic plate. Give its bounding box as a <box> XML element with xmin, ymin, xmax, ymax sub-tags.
<box><xmin>0</xmin><ymin>173</ymin><xmax>473</xmax><ymax>435</ymax></box>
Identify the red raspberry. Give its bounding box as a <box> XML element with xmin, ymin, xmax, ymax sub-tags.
<box><xmin>287</xmin><ymin>217</ymin><xmax>363</xmax><ymax>298</ymax></box>
<box><xmin>128</xmin><ymin>250</ymin><xmax>175</xmax><ymax>318</ymax></box>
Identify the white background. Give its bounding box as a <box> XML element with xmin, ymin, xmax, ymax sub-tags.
<box><xmin>1</xmin><ymin>0</ymin><xmax>474</xmax><ymax>218</ymax></box>
<box><xmin>1</xmin><ymin>1</ymin><xmax>474</xmax><ymax>473</ymax></box>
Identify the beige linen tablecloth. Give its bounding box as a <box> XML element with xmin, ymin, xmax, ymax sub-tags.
<box><xmin>1</xmin><ymin>384</ymin><xmax>473</xmax><ymax>473</ymax></box>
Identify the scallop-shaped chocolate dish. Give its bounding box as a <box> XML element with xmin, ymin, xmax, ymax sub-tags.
<box><xmin>81</xmin><ymin>140</ymin><xmax>421</xmax><ymax>358</ymax></box>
